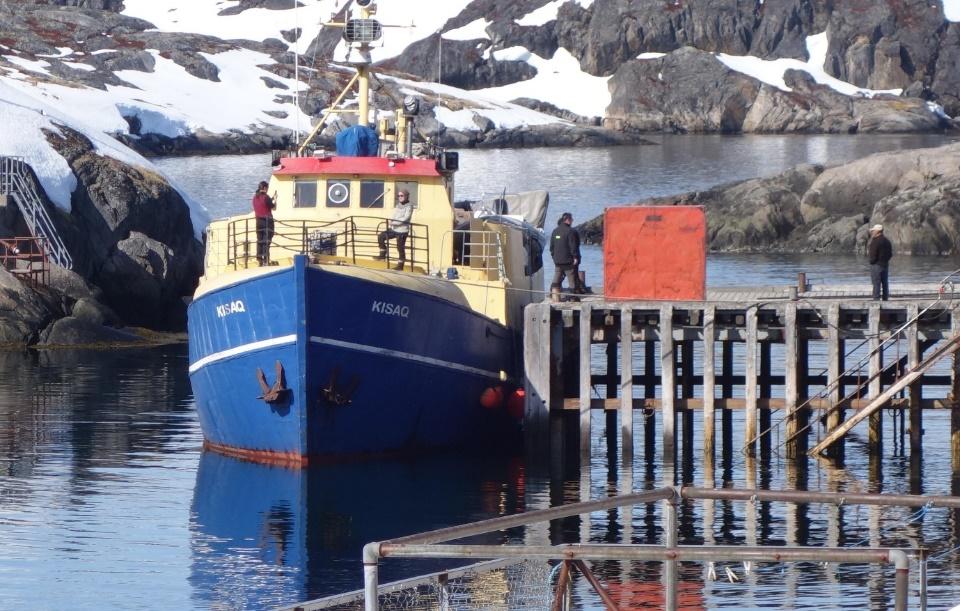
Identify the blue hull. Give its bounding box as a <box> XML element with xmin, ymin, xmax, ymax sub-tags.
<box><xmin>188</xmin><ymin>256</ymin><xmax>520</xmax><ymax>463</ymax></box>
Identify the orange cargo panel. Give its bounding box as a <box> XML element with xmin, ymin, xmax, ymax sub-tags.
<box><xmin>604</xmin><ymin>206</ymin><xmax>706</xmax><ymax>301</ymax></box>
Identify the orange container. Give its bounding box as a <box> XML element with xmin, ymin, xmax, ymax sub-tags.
<box><xmin>603</xmin><ymin>206</ymin><xmax>706</xmax><ymax>300</ymax></box>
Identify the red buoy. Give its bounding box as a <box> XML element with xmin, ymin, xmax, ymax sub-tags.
<box><xmin>506</xmin><ymin>388</ymin><xmax>525</xmax><ymax>420</ymax></box>
<box><xmin>480</xmin><ymin>386</ymin><xmax>504</xmax><ymax>409</ymax></box>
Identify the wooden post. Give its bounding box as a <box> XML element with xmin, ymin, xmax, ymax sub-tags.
<box><xmin>953</xmin><ymin>308</ymin><xmax>960</xmax><ymax>479</ymax></box>
<box><xmin>744</xmin><ymin>306</ymin><xmax>758</xmax><ymax>458</ymax></box>
<box><xmin>620</xmin><ymin>307</ymin><xmax>634</xmax><ymax>463</ymax></box>
<box><xmin>681</xmin><ymin>338</ymin><xmax>695</xmax><ymax>476</ymax></box>
<box><xmin>784</xmin><ymin>303</ymin><xmax>801</xmax><ymax>458</ymax></box>
<box><xmin>826</xmin><ymin>303</ymin><xmax>844</xmax><ymax>462</ymax></box>
<box><xmin>907</xmin><ymin>303</ymin><xmax>922</xmax><ymax>493</ymax></box>
<box><xmin>797</xmin><ymin>328</ymin><xmax>811</xmax><ymax>456</ymax></box>
<box><xmin>524</xmin><ymin>302</ymin><xmax>552</xmax><ymax>457</ymax></box>
<box><xmin>868</xmin><ymin>304</ymin><xmax>883</xmax><ymax>454</ymax></box>
<box><xmin>908</xmin><ymin>304</ymin><xmax>922</xmax><ymax>456</ymax></box>
<box><xmin>702</xmin><ymin>306</ymin><xmax>716</xmax><ymax>477</ymax></box>
<box><xmin>759</xmin><ymin>341</ymin><xmax>772</xmax><ymax>460</ymax></box>
<box><xmin>660</xmin><ymin>305</ymin><xmax>676</xmax><ymax>469</ymax></box>
<box><xmin>605</xmin><ymin>316</ymin><xmax>618</xmax><ymax>463</ymax></box>
<box><xmin>721</xmin><ymin>340</ymin><xmax>734</xmax><ymax>462</ymax></box>
<box><xmin>579</xmin><ymin>303</ymin><xmax>592</xmax><ymax>465</ymax></box>
<box><xmin>644</xmin><ymin>339</ymin><xmax>656</xmax><ymax>463</ymax></box>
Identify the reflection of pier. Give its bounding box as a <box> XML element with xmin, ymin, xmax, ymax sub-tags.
<box><xmin>523</xmin><ymin>287</ymin><xmax>960</xmax><ymax>477</ymax></box>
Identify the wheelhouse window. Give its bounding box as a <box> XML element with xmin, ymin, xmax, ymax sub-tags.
<box><xmin>395</xmin><ymin>181</ymin><xmax>419</xmax><ymax>208</ymax></box>
<box><xmin>294</xmin><ymin>179</ymin><xmax>317</xmax><ymax>208</ymax></box>
<box><xmin>326</xmin><ymin>180</ymin><xmax>350</xmax><ymax>208</ymax></box>
<box><xmin>360</xmin><ymin>180</ymin><xmax>385</xmax><ymax>208</ymax></box>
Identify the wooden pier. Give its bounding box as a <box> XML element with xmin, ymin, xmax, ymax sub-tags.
<box><xmin>523</xmin><ymin>285</ymin><xmax>960</xmax><ymax>478</ymax></box>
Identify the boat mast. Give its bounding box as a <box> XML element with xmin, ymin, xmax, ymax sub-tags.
<box><xmin>295</xmin><ymin>0</ymin><xmax>381</xmax><ymax>156</ymax></box>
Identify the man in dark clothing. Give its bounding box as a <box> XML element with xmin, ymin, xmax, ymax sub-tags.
<box><xmin>252</xmin><ymin>180</ymin><xmax>275</xmax><ymax>265</ymax></box>
<box><xmin>867</xmin><ymin>223</ymin><xmax>893</xmax><ymax>300</ymax></box>
<box><xmin>549</xmin><ymin>212</ymin><xmax>583</xmax><ymax>295</ymax></box>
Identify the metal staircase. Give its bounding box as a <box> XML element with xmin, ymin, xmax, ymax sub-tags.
<box><xmin>0</xmin><ymin>156</ymin><xmax>73</xmax><ymax>270</ymax></box>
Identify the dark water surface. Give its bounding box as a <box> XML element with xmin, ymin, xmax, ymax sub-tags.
<box><xmin>3</xmin><ymin>136</ymin><xmax>960</xmax><ymax>610</ymax></box>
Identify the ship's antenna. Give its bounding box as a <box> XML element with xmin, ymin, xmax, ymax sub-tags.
<box><xmin>294</xmin><ymin>0</ymin><xmax>300</xmax><ymax>147</ymax></box>
<box><xmin>436</xmin><ymin>28</ymin><xmax>442</xmax><ymax>151</ymax></box>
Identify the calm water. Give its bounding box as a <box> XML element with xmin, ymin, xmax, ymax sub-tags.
<box><xmin>3</xmin><ymin>135</ymin><xmax>960</xmax><ymax>610</ymax></box>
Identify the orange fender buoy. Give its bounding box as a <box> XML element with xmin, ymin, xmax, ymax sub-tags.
<box><xmin>506</xmin><ymin>388</ymin><xmax>525</xmax><ymax>420</ymax></box>
<box><xmin>480</xmin><ymin>386</ymin><xmax>504</xmax><ymax>409</ymax></box>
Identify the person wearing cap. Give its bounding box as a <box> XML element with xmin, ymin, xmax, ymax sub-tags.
<box><xmin>867</xmin><ymin>223</ymin><xmax>893</xmax><ymax>300</ymax></box>
<box><xmin>252</xmin><ymin>180</ymin><xmax>276</xmax><ymax>265</ymax></box>
<box><xmin>376</xmin><ymin>188</ymin><xmax>413</xmax><ymax>270</ymax></box>
<box><xmin>549</xmin><ymin>212</ymin><xmax>584</xmax><ymax>297</ymax></box>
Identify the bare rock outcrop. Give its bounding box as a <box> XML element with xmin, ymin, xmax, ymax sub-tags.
<box><xmin>580</xmin><ymin>142</ymin><xmax>960</xmax><ymax>255</ymax></box>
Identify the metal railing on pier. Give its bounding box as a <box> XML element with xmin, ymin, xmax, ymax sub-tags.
<box><xmin>285</xmin><ymin>486</ymin><xmax>960</xmax><ymax>611</ymax></box>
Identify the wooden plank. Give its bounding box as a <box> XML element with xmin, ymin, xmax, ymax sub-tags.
<box><xmin>809</xmin><ymin>332</ymin><xmax>960</xmax><ymax>456</ymax></box>
<box><xmin>660</xmin><ymin>304</ymin><xmax>676</xmax><ymax>466</ymax></box>
<box><xmin>561</xmin><ymin>396</ymin><xmax>959</xmax><ymax>411</ymax></box>
<box><xmin>702</xmin><ymin>306</ymin><xmax>716</xmax><ymax>469</ymax></box>
<box><xmin>744</xmin><ymin>306</ymin><xmax>758</xmax><ymax>457</ymax></box>
<box><xmin>620</xmin><ymin>306</ymin><xmax>634</xmax><ymax>461</ymax></box>
<box><xmin>579</xmin><ymin>303</ymin><xmax>592</xmax><ymax>464</ymax></box>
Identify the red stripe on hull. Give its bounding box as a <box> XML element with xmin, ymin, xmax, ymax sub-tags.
<box><xmin>203</xmin><ymin>440</ymin><xmax>308</xmax><ymax>468</ymax></box>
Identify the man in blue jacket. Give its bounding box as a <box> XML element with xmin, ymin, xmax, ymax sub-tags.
<box><xmin>549</xmin><ymin>212</ymin><xmax>583</xmax><ymax>296</ymax></box>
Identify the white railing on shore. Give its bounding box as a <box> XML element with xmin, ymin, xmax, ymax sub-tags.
<box><xmin>0</xmin><ymin>156</ymin><xmax>73</xmax><ymax>270</ymax></box>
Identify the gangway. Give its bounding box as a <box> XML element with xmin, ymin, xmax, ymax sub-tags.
<box><xmin>0</xmin><ymin>156</ymin><xmax>73</xmax><ymax>270</ymax></box>
<box><xmin>809</xmin><ymin>330</ymin><xmax>960</xmax><ymax>456</ymax></box>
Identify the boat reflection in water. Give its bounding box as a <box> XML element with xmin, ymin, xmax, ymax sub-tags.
<box><xmin>188</xmin><ymin>450</ymin><xmax>528</xmax><ymax>609</ymax></box>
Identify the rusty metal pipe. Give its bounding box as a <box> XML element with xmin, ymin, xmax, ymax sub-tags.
<box><xmin>680</xmin><ymin>486</ymin><xmax>960</xmax><ymax>509</ymax></box>
<box><xmin>385</xmin><ymin>488</ymin><xmax>675</xmax><ymax>546</ymax></box>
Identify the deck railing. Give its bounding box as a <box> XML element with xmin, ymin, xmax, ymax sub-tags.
<box><xmin>0</xmin><ymin>236</ymin><xmax>51</xmax><ymax>287</ymax></box>
<box><xmin>221</xmin><ymin>215</ymin><xmax>430</xmax><ymax>272</ymax></box>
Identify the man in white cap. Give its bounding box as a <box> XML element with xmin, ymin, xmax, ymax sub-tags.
<box><xmin>867</xmin><ymin>224</ymin><xmax>893</xmax><ymax>300</ymax></box>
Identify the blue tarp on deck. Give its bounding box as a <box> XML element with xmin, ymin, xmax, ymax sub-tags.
<box><xmin>335</xmin><ymin>125</ymin><xmax>379</xmax><ymax>157</ymax></box>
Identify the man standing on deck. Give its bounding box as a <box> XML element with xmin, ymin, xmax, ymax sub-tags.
<box><xmin>550</xmin><ymin>212</ymin><xmax>583</xmax><ymax>298</ymax></box>
<box><xmin>376</xmin><ymin>189</ymin><xmax>413</xmax><ymax>270</ymax></box>
<box><xmin>868</xmin><ymin>223</ymin><xmax>893</xmax><ymax>301</ymax></box>
<box><xmin>252</xmin><ymin>180</ymin><xmax>275</xmax><ymax>265</ymax></box>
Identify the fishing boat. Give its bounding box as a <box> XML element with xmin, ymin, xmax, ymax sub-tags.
<box><xmin>187</xmin><ymin>1</ymin><xmax>547</xmax><ymax>465</ymax></box>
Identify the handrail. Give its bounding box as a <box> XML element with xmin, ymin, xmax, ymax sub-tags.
<box><xmin>0</xmin><ymin>156</ymin><xmax>73</xmax><ymax>270</ymax></box>
<box><xmin>220</xmin><ymin>214</ymin><xmax>430</xmax><ymax>271</ymax></box>
<box><xmin>0</xmin><ymin>236</ymin><xmax>51</xmax><ymax>287</ymax></box>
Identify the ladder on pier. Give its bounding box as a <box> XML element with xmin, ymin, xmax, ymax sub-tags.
<box><xmin>0</xmin><ymin>156</ymin><xmax>72</xmax><ymax>270</ymax></box>
<box><xmin>809</xmin><ymin>330</ymin><xmax>960</xmax><ymax>456</ymax></box>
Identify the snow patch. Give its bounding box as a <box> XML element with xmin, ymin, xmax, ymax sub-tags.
<box><xmin>62</xmin><ymin>61</ymin><xmax>96</xmax><ymax>72</ymax></box>
<box><xmin>0</xmin><ymin>81</ymin><xmax>209</xmax><ymax>235</ymax></box>
<box><xmin>945</xmin><ymin>0</ymin><xmax>960</xmax><ymax>21</ymax></box>
<box><xmin>477</xmin><ymin>47</ymin><xmax>610</xmax><ymax>118</ymax></box>
<box><xmin>3</xmin><ymin>56</ymin><xmax>51</xmax><ymax>75</ymax></box>
<box><xmin>516</xmin><ymin>0</ymin><xmax>564</xmax><ymax>26</ymax></box>
<box><xmin>442</xmin><ymin>18</ymin><xmax>490</xmax><ymax>41</ymax></box>
<box><xmin>717</xmin><ymin>32</ymin><xmax>902</xmax><ymax>97</ymax></box>
<box><xmin>637</xmin><ymin>52</ymin><xmax>666</xmax><ymax>60</ymax></box>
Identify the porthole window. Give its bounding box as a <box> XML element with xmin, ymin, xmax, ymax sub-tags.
<box><xmin>360</xmin><ymin>180</ymin><xmax>385</xmax><ymax>208</ymax></box>
<box><xmin>326</xmin><ymin>180</ymin><xmax>350</xmax><ymax>208</ymax></box>
<box><xmin>294</xmin><ymin>179</ymin><xmax>318</xmax><ymax>208</ymax></box>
